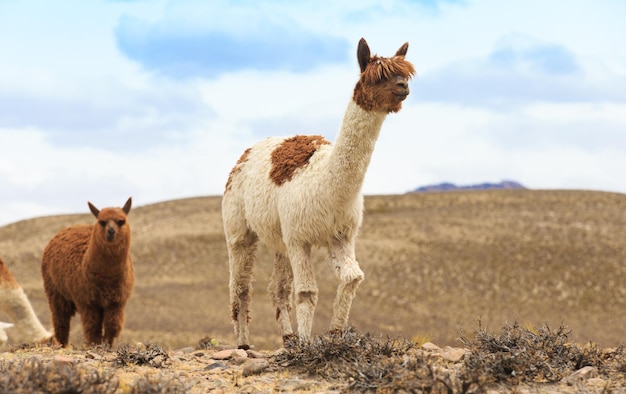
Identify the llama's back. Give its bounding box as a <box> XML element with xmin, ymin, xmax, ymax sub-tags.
<box><xmin>223</xmin><ymin>135</ymin><xmax>362</xmax><ymax>250</ymax></box>
<box><xmin>41</xmin><ymin>224</ymin><xmax>92</xmax><ymax>295</ymax></box>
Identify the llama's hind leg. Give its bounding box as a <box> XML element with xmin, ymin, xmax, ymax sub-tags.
<box><xmin>227</xmin><ymin>230</ymin><xmax>258</xmax><ymax>350</ymax></box>
<box><xmin>268</xmin><ymin>252</ymin><xmax>294</xmax><ymax>340</ymax></box>
<box><xmin>328</xmin><ymin>237</ymin><xmax>364</xmax><ymax>331</ymax></box>
<box><xmin>288</xmin><ymin>243</ymin><xmax>318</xmax><ymax>340</ymax></box>
<box><xmin>48</xmin><ymin>294</ymin><xmax>75</xmax><ymax>347</ymax></box>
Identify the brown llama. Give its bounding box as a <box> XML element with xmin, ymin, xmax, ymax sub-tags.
<box><xmin>223</xmin><ymin>38</ymin><xmax>415</xmax><ymax>349</ymax></box>
<box><xmin>0</xmin><ymin>257</ymin><xmax>52</xmax><ymax>344</ymax></box>
<box><xmin>41</xmin><ymin>197</ymin><xmax>134</xmax><ymax>347</ymax></box>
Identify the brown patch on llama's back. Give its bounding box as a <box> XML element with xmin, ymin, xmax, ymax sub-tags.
<box><xmin>270</xmin><ymin>135</ymin><xmax>331</xmax><ymax>186</ymax></box>
<box><xmin>0</xmin><ymin>258</ymin><xmax>19</xmax><ymax>289</ymax></box>
<box><xmin>225</xmin><ymin>148</ymin><xmax>252</xmax><ymax>192</ymax></box>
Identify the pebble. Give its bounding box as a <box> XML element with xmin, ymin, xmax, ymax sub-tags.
<box><xmin>421</xmin><ymin>342</ymin><xmax>442</xmax><ymax>351</ymax></box>
<box><xmin>52</xmin><ymin>355</ymin><xmax>75</xmax><ymax>365</ymax></box>
<box><xmin>211</xmin><ymin>348</ymin><xmax>248</xmax><ymax>360</ymax></box>
<box><xmin>564</xmin><ymin>366</ymin><xmax>597</xmax><ymax>385</ymax></box>
<box><xmin>205</xmin><ymin>362</ymin><xmax>227</xmax><ymax>371</ymax></box>
<box><xmin>440</xmin><ymin>346</ymin><xmax>467</xmax><ymax>362</ymax></box>
<box><xmin>246</xmin><ymin>349</ymin><xmax>267</xmax><ymax>359</ymax></box>
<box><xmin>242</xmin><ymin>359</ymin><xmax>269</xmax><ymax>376</ymax></box>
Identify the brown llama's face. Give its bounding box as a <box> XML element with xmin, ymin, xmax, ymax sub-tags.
<box><xmin>96</xmin><ymin>210</ymin><xmax>129</xmax><ymax>242</ymax></box>
<box><xmin>353</xmin><ymin>38</ymin><xmax>416</xmax><ymax>113</ymax></box>
<box><xmin>87</xmin><ymin>197</ymin><xmax>132</xmax><ymax>242</ymax></box>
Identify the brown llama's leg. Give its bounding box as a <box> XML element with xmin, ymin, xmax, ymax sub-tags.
<box><xmin>48</xmin><ymin>294</ymin><xmax>75</xmax><ymax>347</ymax></box>
<box><xmin>288</xmin><ymin>242</ymin><xmax>318</xmax><ymax>340</ymax></box>
<box><xmin>80</xmin><ymin>306</ymin><xmax>104</xmax><ymax>346</ymax></box>
<box><xmin>268</xmin><ymin>252</ymin><xmax>294</xmax><ymax>340</ymax></box>
<box><xmin>227</xmin><ymin>230</ymin><xmax>258</xmax><ymax>350</ymax></box>
<box><xmin>328</xmin><ymin>237</ymin><xmax>364</xmax><ymax>331</ymax></box>
<box><xmin>102</xmin><ymin>305</ymin><xmax>125</xmax><ymax>347</ymax></box>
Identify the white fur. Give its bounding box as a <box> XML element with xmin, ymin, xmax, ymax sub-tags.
<box><xmin>0</xmin><ymin>287</ymin><xmax>52</xmax><ymax>344</ymax></box>
<box><xmin>223</xmin><ymin>101</ymin><xmax>386</xmax><ymax>348</ymax></box>
<box><xmin>223</xmin><ymin>38</ymin><xmax>412</xmax><ymax>349</ymax></box>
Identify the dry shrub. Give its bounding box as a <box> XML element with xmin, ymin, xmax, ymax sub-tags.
<box><xmin>460</xmin><ymin>321</ymin><xmax>626</xmax><ymax>385</ymax></box>
<box><xmin>115</xmin><ymin>343</ymin><xmax>169</xmax><ymax>367</ymax></box>
<box><xmin>130</xmin><ymin>373</ymin><xmax>192</xmax><ymax>394</ymax></box>
<box><xmin>0</xmin><ymin>357</ymin><xmax>118</xmax><ymax>393</ymax></box>
<box><xmin>272</xmin><ymin>327</ymin><xmax>473</xmax><ymax>393</ymax></box>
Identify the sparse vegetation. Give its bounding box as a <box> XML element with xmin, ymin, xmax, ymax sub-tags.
<box><xmin>0</xmin><ymin>191</ymin><xmax>625</xmax><ymax>391</ymax></box>
<box><xmin>0</xmin><ymin>356</ymin><xmax>119</xmax><ymax>393</ymax></box>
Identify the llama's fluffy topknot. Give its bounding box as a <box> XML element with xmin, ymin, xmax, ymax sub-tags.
<box><xmin>361</xmin><ymin>55</ymin><xmax>416</xmax><ymax>85</ymax></box>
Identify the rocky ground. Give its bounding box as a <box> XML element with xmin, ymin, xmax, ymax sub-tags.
<box><xmin>1</xmin><ymin>326</ymin><xmax>624</xmax><ymax>393</ymax></box>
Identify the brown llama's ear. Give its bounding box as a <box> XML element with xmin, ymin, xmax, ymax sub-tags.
<box><xmin>122</xmin><ymin>197</ymin><xmax>132</xmax><ymax>215</ymax></box>
<box><xmin>357</xmin><ymin>38</ymin><xmax>370</xmax><ymax>73</ymax></box>
<box><xmin>88</xmin><ymin>202</ymin><xmax>100</xmax><ymax>218</ymax></box>
<box><xmin>395</xmin><ymin>42</ymin><xmax>409</xmax><ymax>57</ymax></box>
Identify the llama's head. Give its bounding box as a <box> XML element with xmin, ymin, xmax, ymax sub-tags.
<box><xmin>88</xmin><ymin>197</ymin><xmax>132</xmax><ymax>244</ymax></box>
<box><xmin>353</xmin><ymin>38</ymin><xmax>415</xmax><ymax>114</ymax></box>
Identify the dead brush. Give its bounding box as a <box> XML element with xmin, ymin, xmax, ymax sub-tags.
<box><xmin>115</xmin><ymin>342</ymin><xmax>169</xmax><ymax>368</ymax></box>
<box><xmin>460</xmin><ymin>321</ymin><xmax>626</xmax><ymax>385</ymax></box>
<box><xmin>0</xmin><ymin>356</ymin><xmax>118</xmax><ymax>393</ymax></box>
<box><xmin>272</xmin><ymin>327</ymin><xmax>414</xmax><ymax>379</ymax></box>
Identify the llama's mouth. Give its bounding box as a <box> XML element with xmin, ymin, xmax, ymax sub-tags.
<box><xmin>395</xmin><ymin>92</ymin><xmax>409</xmax><ymax>101</ymax></box>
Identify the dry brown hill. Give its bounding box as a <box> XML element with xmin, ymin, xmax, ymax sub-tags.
<box><xmin>1</xmin><ymin>190</ymin><xmax>624</xmax><ymax>350</ymax></box>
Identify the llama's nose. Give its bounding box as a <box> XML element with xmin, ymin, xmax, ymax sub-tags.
<box><xmin>394</xmin><ymin>77</ymin><xmax>409</xmax><ymax>98</ymax></box>
<box><xmin>107</xmin><ymin>227</ymin><xmax>115</xmax><ymax>240</ymax></box>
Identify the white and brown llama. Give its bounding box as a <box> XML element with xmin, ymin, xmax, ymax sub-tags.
<box><xmin>0</xmin><ymin>257</ymin><xmax>52</xmax><ymax>344</ymax></box>
<box><xmin>222</xmin><ymin>38</ymin><xmax>415</xmax><ymax>349</ymax></box>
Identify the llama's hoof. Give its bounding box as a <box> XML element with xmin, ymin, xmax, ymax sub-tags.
<box><xmin>237</xmin><ymin>344</ymin><xmax>250</xmax><ymax>350</ymax></box>
<box><xmin>282</xmin><ymin>334</ymin><xmax>299</xmax><ymax>348</ymax></box>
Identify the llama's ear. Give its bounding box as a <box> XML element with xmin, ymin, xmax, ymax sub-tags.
<box><xmin>357</xmin><ymin>38</ymin><xmax>370</xmax><ymax>73</ymax></box>
<box><xmin>122</xmin><ymin>197</ymin><xmax>132</xmax><ymax>215</ymax></box>
<box><xmin>395</xmin><ymin>42</ymin><xmax>409</xmax><ymax>57</ymax></box>
<box><xmin>88</xmin><ymin>202</ymin><xmax>100</xmax><ymax>218</ymax></box>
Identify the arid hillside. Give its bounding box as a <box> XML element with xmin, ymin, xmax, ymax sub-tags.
<box><xmin>1</xmin><ymin>190</ymin><xmax>624</xmax><ymax>350</ymax></box>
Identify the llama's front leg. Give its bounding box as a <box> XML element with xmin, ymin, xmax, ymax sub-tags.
<box><xmin>288</xmin><ymin>243</ymin><xmax>318</xmax><ymax>339</ymax></box>
<box><xmin>103</xmin><ymin>304</ymin><xmax>125</xmax><ymax>347</ymax></box>
<box><xmin>80</xmin><ymin>305</ymin><xmax>104</xmax><ymax>346</ymax></box>
<box><xmin>268</xmin><ymin>252</ymin><xmax>294</xmax><ymax>340</ymax></box>
<box><xmin>328</xmin><ymin>237</ymin><xmax>364</xmax><ymax>330</ymax></box>
<box><xmin>227</xmin><ymin>232</ymin><xmax>258</xmax><ymax>349</ymax></box>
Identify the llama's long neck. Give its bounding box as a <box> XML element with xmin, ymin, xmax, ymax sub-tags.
<box><xmin>85</xmin><ymin>232</ymin><xmax>131</xmax><ymax>278</ymax></box>
<box><xmin>0</xmin><ymin>286</ymin><xmax>51</xmax><ymax>342</ymax></box>
<box><xmin>324</xmin><ymin>100</ymin><xmax>387</xmax><ymax>204</ymax></box>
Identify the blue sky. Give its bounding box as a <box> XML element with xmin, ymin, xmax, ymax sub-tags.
<box><xmin>0</xmin><ymin>0</ymin><xmax>625</xmax><ymax>225</ymax></box>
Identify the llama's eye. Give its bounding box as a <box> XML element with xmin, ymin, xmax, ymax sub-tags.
<box><xmin>99</xmin><ymin>221</ymin><xmax>106</xmax><ymax>227</ymax></box>
<box><xmin>117</xmin><ymin>220</ymin><xmax>125</xmax><ymax>226</ymax></box>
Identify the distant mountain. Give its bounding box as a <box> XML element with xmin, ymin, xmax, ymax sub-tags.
<box><xmin>411</xmin><ymin>180</ymin><xmax>526</xmax><ymax>192</ymax></box>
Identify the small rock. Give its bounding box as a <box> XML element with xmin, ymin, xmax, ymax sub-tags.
<box><xmin>212</xmin><ymin>348</ymin><xmax>248</xmax><ymax>360</ymax></box>
<box><xmin>440</xmin><ymin>346</ymin><xmax>467</xmax><ymax>362</ymax></box>
<box><xmin>421</xmin><ymin>342</ymin><xmax>442</xmax><ymax>351</ymax></box>
<box><xmin>52</xmin><ymin>355</ymin><xmax>75</xmax><ymax>365</ymax></box>
<box><xmin>246</xmin><ymin>349</ymin><xmax>267</xmax><ymax>359</ymax></box>
<box><xmin>242</xmin><ymin>358</ymin><xmax>269</xmax><ymax>376</ymax></box>
<box><xmin>175</xmin><ymin>346</ymin><xmax>196</xmax><ymax>354</ymax></box>
<box><xmin>565</xmin><ymin>366</ymin><xmax>597</xmax><ymax>385</ymax></box>
<box><xmin>205</xmin><ymin>362</ymin><xmax>227</xmax><ymax>371</ymax></box>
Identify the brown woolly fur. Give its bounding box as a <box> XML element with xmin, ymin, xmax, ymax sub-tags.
<box><xmin>41</xmin><ymin>197</ymin><xmax>134</xmax><ymax>347</ymax></box>
<box><xmin>353</xmin><ymin>38</ymin><xmax>415</xmax><ymax>113</ymax></box>
<box><xmin>0</xmin><ymin>258</ymin><xmax>19</xmax><ymax>289</ymax></box>
<box><xmin>225</xmin><ymin>148</ymin><xmax>251</xmax><ymax>192</ymax></box>
<box><xmin>270</xmin><ymin>135</ymin><xmax>331</xmax><ymax>186</ymax></box>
